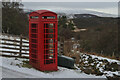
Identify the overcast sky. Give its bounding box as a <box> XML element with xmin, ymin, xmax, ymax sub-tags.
<box><xmin>22</xmin><ymin>2</ymin><xmax>118</xmax><ymax>15</ymax></box>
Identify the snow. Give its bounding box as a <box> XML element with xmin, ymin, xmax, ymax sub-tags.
<box><xmin>22</xmin><ymin>43</ymin><xmax>29</xmax><ymax>46</ymax></box>
<box><xmin>0</xmin><ymin>35</ymin><xmax>28</xmax><ymax>42</ymax></box>
<box><xmin>0</xmin><ymin>48</ymin><xmax>19</xmax><ymax>52</ymax></box>
<box><xmin>60</xmin><ymin>55</ymin><xmax>73</xmax><ymax>60</ymax></box>
<box><xmin>22</xmin><ymin>54</ymin><xmax>29</xmax><ymax>57</ymax></box>
<box><xmin>22</xmin><ymin>50</ymin><xmax>29</xmax><ymax>53</ymax></box>
<box><xmin>90</xmin><ymin>54</ymin><xmax>120</xmax><ymax>63</ymax></box>
<box><xmin>104</xmin><ymin>71</ymin><xmax>119</xmax><ymax>77</ymax></box>
<box><xmin>1</xmin><ymin>40</ymin><xmax>20</xmax><ymax>45</ymax></box>
<box><xmin>0</xmin><ymin>56</ymin><xmax>106</xmax><ymax>78</ymax></box>
<box><xmin>0</xmin><ymin>44</ymin><xmax>20</xmax><ymax>48</ymax></box>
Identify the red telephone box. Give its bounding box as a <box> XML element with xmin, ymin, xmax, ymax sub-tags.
<box><xmin>29</xmin><ymin>10</ymin><xmax>58</xmax><ymax>71</ymax></box>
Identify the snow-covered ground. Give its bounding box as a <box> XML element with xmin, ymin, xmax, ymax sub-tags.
<box><xmin>2</xmin><ymin>67</ymin><xmax>37</xmax><ymax>78</ymax></box>
<box><xmin>0</xmin><ymin>56</ymin><xmax>106</xmax><ymax>78</ymax></box>
<box><xmin>0</xmin><ymin>34</ymin><xmax>120</xmax><ymax>79</ymax></box>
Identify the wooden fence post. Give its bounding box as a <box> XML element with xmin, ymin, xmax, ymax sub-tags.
<box><xmin>60</xmin><ymin>42</ymin><xmax>64</xmax><ymax>55</ymax></box>
<box><xmin>19</xmin><ymin>35</ymin><xmax>23</xmax><ymax>57</ymax></box>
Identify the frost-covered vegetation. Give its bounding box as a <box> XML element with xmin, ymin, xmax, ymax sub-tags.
<box><xmin>77</xmin><ymin>53</ymin><xmax>120</xmax><ymax>78</ymax></box>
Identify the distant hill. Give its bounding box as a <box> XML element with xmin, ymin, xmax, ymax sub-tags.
<box><xmin>56</xmin><ymin>9</ymin><xmax>117</xmax><ymax>17</ymax></box>
<box><xmin>72</xmin><ymin>15</ymin><xmax>118</xmax><ymax>56</ymax></box>
<box><xmin>72</xmin><ymin>16</ymin><xmax>118</xmax><ymax>29</ymax></box>
<box><xmin>23</xmin><ymin>9</ymin><xmax>118</xmax><ymax>18</ymax></box>
<box><xmin>74</xmin><ymin>14</ymin><xmax>99</xmax><ymax>18</ymax></box>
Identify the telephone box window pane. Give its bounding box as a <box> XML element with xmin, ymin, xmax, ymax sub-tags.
<box><xmin>31</xmin><ymin>44</ymin><xmax>37</xmax><ymax>48</ymax></box>
<box><xmin>49</xmin><ymin>53</ymin><xmax>54</xmax><ymax>59</ymax></box>
<box><xmin>31</xmin><ymin>24</ymin><xmax>37</xmax><ymax>28</ymax></box>
<box><xmin>46</xmin><ymin>34</ymin><xmax>54</xmax><ymax>38</ymax></box>
<box><xmin>31</xmin><ymin>54</ymin><xmax>37</xmax><ymax>58</ymax></box>
<box><xmin>31</xmin><ymin>49</ymin><xmax>37</xmax><ymax>54</ymax></box>
<box><xmin>45</xmin><ymin>23</ymin><xmax>54</xmax><ymax>28</ymax></box>
<box><xmin>49</xmin><ymin>49</ymin><xmax>54</xmax><ymax>53</ymax></box>
<box><xmin>31</xmin><ymin>34</ymin><xmax>37</xmax><ymax>38</ymax></box>
<box><xmin>31</xmin><ymin>29</ymin><xmax>37</xmax><ymax>33</ymax></box>
<box><xmin>45</xmin><ymin>54</ymin><xmax>54</xmax><ymax>59</ymax></box>
<box><xmin>45</xmin><ymin>49</ymin><xmax>54</xmax><ymax>53</ymax></box>
<box><xmin>46</xmin><ymin>29</ymin><xmax>54</xmax><ymax>33</ymax></box>
<box><xmin>46</xmin><ymin>39</ymin><xmax>55</xmax><ymax>43</ymax></box>
<box><xmin>49</xmin><ymin>34</ymin><xmax>54</xmax><ymax>38</ymax></box>
<box><xmin>31</xmin><ymin>39</ymin><xmax>37</xmax><ymax>43</ymax></box>
<box><xmin>49</xmin><ymin>44</ymin><xmax>54</xmax><ymax>48</ymax></box>
<box><xmin>45</xmin><ymin>44</ymin><xmax>54</xmax><ymax>49</ymax></box>
<box><xmin>46</xmin><ymin>49</ymin><xmax>54</xmax><ymax>53</ymax></box>
<box><xmin>46</xmin><ymin>60</ymin><xmax>53</xmax><ymax>64</ymax></box>
<box><xmin>46</xmin><ymin>55</ymin><xmax>49</xmax><ymax>59</ymax></box>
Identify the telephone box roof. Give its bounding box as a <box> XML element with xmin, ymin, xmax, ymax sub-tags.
<box><xmin>31</xmin><ymin>10</ymin><xmax>57</xmax><ymax>15</ymax></box>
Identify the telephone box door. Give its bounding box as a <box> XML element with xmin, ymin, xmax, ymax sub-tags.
<box><xmin>43</xmin><ymin>22</ymin><xmax>58</xmax><ymax>66</ymax></box>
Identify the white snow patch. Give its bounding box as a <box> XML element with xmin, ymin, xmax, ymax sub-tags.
<box><xmin>90</xmin><ymin>54</ymin><xmax>119</xmax><ymax>63</ymax></box>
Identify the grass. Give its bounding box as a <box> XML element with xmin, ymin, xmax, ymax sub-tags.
<box><xmin>42</xmin><ymin>70</ymin><xmax>58</xmax><ymax>73</ymax></box>
<box><xmin>22</xmin><ymin>60</ymin><xmax>32</xmax><ymax>68</ymax></box>
<box><xmin>21</xmin><ymin>60</ymin><xmax>58</xmax><ymax>73</ymax></box>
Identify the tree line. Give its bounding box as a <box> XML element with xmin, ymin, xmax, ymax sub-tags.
<box><xmin>73</xmin><ymin>16</ymin><xmax>119</xmax><ymax>58</ymax></box>
<box><xmin>2</xmin><ymin>1</ymin><xmax>29</xmax><ymax>36</ymax></box>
